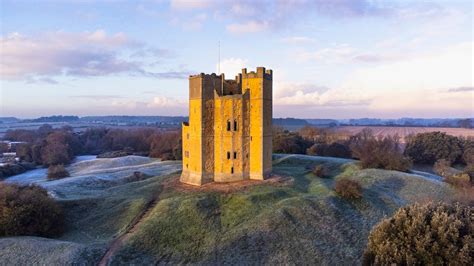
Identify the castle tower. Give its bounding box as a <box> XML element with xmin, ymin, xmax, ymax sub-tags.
<box><xmin>180</xmin><ymin>67</ymin><xmax>272</xmax><ymax>186</ymax></box>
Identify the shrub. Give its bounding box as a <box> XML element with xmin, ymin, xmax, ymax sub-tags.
<box><xmin>363</xmin><ymin>202</ymin><xmax>473</xmax><ymax>265</ymax></box>
<box><xmin>0</xmin><ymin>164</ymin><xmax>26</xmax><ymax>179</ymax></box>
<box><xmin>47</xmin><ymin>164</ymin><xmax>70</xmax><ymax>180</ymax></box>
<box><xmin>312</xmin><ymin>165</ymin><xmax>329</xmax><ymax>178</ymax></box>
<box><xmin>273</xmin><ymin>127</ymin><xmax>312</xmax><ymax>154</ymax></box>
<box><xmin>404</xmin><ymin>132</ymin><xmax>463</xmax><ymax>164</ymax></box>
<box><xmin>433</xmin><ymin>159</ymin><xmax>453</xmax><ymax>178</ymax></box>
<box><xmin>462</xmin><ymin>139</ymin><xmax>474</xmax><ymax>165</ymax></box>
<box><xmin>125</xmin><ymin>171</ymin><xmax>151</xmax><ymax>182</ymax></box>
<box><xmin>350</xmin><ymin>129</ymin><xmax>412</xmax><ymax>172</ymax></box>
<box><xmin>334</xmin><ymin>179</ymin><xmax>362</xmax><ymax>199</ymax></box>
<box><xmin>307</xmin><ymin>142</ymin><xmax>351</xmax><ymax>158</ymax></box>
<box><xmin>0</xmin><ymin>183</ymin><xmax>64</xmax><ymax>237</ymax></box>
<box><xmin>464</xmin><ymin>164</ymin><xmax>474</xmax><ymax>184</ymax></box>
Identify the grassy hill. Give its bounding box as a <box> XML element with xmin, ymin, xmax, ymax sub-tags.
<box><xmin>0</xmin><ymin>155</ymin><xmax>455</xmax><ymax>265</ymax></box>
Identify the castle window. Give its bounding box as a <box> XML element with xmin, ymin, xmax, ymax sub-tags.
<box><xmin>231</xmin><ymin>167</ymin><xmax>234</xmax><ymax>174</ymax></box>
<box><xmin>186</xmin><ymin>164</ymin><xmax>188</xmax><ymax>169</ymax></box>
<box><xmin>227</xmin><ymin>152</ymin><xmax>230</xmax><ymax>159</ymax></box>
<box><xmin>227</xmin><ymin>120</ymin><xmax>231</xmax><ymax>131</ymax></box>
<box><xmin>233</xmin><ymin>152</ymin><xmax>237</xmax><ymax>159</ymax></box>
<box><xmin>234</xmin><ymin>120</ymin><xmax>238</xmax><ymax>131</ymax></box>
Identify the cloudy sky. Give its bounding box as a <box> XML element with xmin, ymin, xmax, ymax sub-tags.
<box><xmin>0</xmin><ymin>0</ymin><xmax>472</xmax><ymax>119</ymax></box>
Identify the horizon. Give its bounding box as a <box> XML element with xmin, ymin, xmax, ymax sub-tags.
<box><xmin>2</xmin><ymin>114</ymin><xmax>473</xmax><ymax>121</ymax></box>
<box><xmin>1</xmin><ymin>0</ymin><xmax>473</xmax><ymax>119</ymax></box>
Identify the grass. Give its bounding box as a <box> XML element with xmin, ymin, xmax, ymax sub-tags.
<box><xmin>108</xmin><ymin>155</ymin><xmax>455</xmax><ymax>264</ymax></box>
<box><xmin>0</xmin><ymin>154</ymin><xmax>457</xmax><ymax>265</ymax></box>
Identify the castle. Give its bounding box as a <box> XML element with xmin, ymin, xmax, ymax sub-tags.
<box><xmin>180</xmin><ymin>67</ymin><xmax>273</xmax><ymax>186</ymax></box>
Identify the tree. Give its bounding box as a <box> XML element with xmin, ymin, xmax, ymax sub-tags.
<box><xmin>458</xmin><ymin>118</ymin><xmax>473</xmax><ymax>129</ymax></box>
<box><xmin>350</xmin><ymin>129</ymin><xmax>412</xmax><ymax>171</ymax></box>
<box><xmin>363</xmin><ymin>202</ymin><xmax>473</xmax><ymax>265</ymax></box>
<box><xmin>462</xmin><ymin>138</ymin><xmax>474</xmax><ymax>165</ymax></box>
<box><xmin>307</xmin><ymin>142</ymin><xmax>351</xmax><ymax>158</ymax></box>
<box><xmin>0</xmin><ymin>184</ymin><xmax>64</xmax><ymax>237</ymax></box>
<box><xmin>404</xmin><ymin>132</ymin><xmax>463</xmax><ymax>164</ymax></box>
<box><xmin>47</xmin><ymin>164</ymin><xmax>70</xmax><ymax>180</ymax></box>
<box><xmin>0</xmin><ymin>142</ymin><xmax>8</xmax><ymax>153</ymax></box>
<box><xmin>273</xmin><ymin>127</ymin><xmax>312</xmax><ymax>154</ymax></box>
<box><xmin>41</xmin><ymin>131</ymin><xmax>74</xmax><ymax>166</ymax></box>
<box><xmin>149</xmin><ymin>131</ymin><xmax>181</xmax><ymax>160</ymax></box>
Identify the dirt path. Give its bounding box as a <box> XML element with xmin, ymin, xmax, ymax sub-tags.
<box><xmin>98</xmin><ymin>185</ymin><xmax>163</xmax><ymax>266</ymax></box>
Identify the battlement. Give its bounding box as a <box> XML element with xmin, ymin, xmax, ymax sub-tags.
<box><xmin>189</xmin><ymin>73</ymin><xmax>223</xmax><ymax>80</ymax></box>
<box><xmin>241</xmin><ymin>67</ymin><xmax>272</xmax><ymax>80</ymax></box>
<box><xmin>181</xmin><ymin>66</ymin><xmax>273</xmax><ymax>186</ymax></box>
<box><xmin>189</xmin><ymin>67</ymin><xmax>273</xmax><ymax>81</ymax></box>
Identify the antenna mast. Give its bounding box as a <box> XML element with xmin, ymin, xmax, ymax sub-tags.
<box><xmin>218</xmin><ymin>40</ymin><xmax>220</xmax><ymax>74</ymax></box>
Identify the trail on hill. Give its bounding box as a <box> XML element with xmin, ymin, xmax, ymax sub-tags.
<box><xmin>98</xmin><ymin>184</ymin><xmax>163</xmax><ymax>266</ymax></box>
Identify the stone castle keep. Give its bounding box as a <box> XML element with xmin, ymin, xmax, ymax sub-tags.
<box><xmin>180</xmin><ymin>67</ymin><xmax>273</xmax><ymax>186</ymax></box>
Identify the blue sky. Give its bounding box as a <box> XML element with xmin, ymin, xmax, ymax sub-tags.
<box><xmin>0</xmin><ymin>0</ymin><xmax>472</xmax><ymax>119</ymax></box>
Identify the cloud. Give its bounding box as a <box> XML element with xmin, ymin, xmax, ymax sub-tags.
<box><xmin>281</xmin><ymin>36</ymin><xmax>317</xmax><ymax>45</ymax></box>
<box><xmin>0</xmin><ymin>30</ymin><xmax>187</xmax><ymax>81</ymax></box>
<box><xmin>297</xmin><ymin>44</ymin><xmax>403</xmax><ymax>64</ymax></box>
<box><xmin>446</xmin><ymin>87</ymin><xmax>474</xmax><ymax>93</ymax></box>
<box><xmin>341</xmin><ymin>42</ymin><xmax>473</xmax><ymax>91</ymax></box>
<box><xmin>274</xmin><ymin>82</ymin><xmax>371</xmax><ymax>107</ymax></box>
<box><xmin>217</xmin><ymin>58</ymin><xmax>249</xmax><ymax>77</ymax></box>
<box><xmin>170</xmin><ymin>0</ymin><xmax>213</xmax><ymax>10</ymax></box>
<box><xmin>169</xmin><ymin>0</ymin><xmax>397</xmax><ymax>34</ymax></box>
<box><xmin>105</xmin><ymin>96</ymin><xmax>187</xmax><ymax>116</ymax></box>
<box><xmin>226</xmin><ymin>20</ymin><xmax>269</xmax><ymax>34</ymax></box>
<box><xmin>171</xmin><ymin>13</ymin><xmax>208</xmax><ymax>30</ymax></box>
<box><xmin>147</xmin><ymin>96</ymin><xmax>186</xmax><ymax>108</ymax></box>
<box><xmin>69</xmin><ymin>95</ymin><xmax>124</xmax><ymax>100</ymax></box>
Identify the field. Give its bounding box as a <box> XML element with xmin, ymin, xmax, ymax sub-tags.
<box><xmin>0</xmin><ymin>154</ymin><xmax>458</xmax><ymax>265</ymax></box>
<box><xmin>336</xmin><ymin>126</ymin><xmax>474</xmax><ymax>142</ymax></box>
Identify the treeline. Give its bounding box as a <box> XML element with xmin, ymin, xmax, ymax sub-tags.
<box><xmin>273</xmin><ymin>126</ymin><xmax>474</xmax><ymax>177</ymax></box>
<box><xmin>4</xmin><ymin>125</ymin><xmax>182</xmax><ymax>167</ymax></box>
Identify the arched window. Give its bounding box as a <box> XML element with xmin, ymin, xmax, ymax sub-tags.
<box><xmin>234</xmin><ymin>120</ymin><xmax>238</xmax><ymax>131</ymax></box>
<box><xmin>233</xmin><ymin>152</ymin><xmax>237</xmax><ymax>159</ymax></box>
<box><xmin>227</xmin><ymin>120</ymin><xmax>231</xmax><ymax>131</ymax></box>
<box><xmin>231</xmin><ymin>167</ymin><xmax>234</xmax><ymax>174</ymax></box>
<box><xmin>227</xmin><ymin>152</ymin><xmax>230</xmax><ymax>159</ymax></box>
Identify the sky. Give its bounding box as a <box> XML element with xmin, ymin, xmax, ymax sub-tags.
<box><xmin>0</xmin><ymin>0</ymin><xmax>473</xmax><ymax>119</ymax></box>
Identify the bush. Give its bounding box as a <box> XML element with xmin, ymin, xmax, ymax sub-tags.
<box><xmin>404</xmin><ymin>132</ymin><xmax>463</xmax><ymax>164</ymax></box>
<box><xmin>464</xmin><ymin>164</ymin><xmax>474</xmax><ymax>184</ymax></box>
<box><xmin>334</xmin><ymin>179</ymin><xmax>362</xmax><ymax>199</ymax></box>
<box><xmin>462</xmin><ymin>139</ymin><xmax>474</xmax><ymax>165</ymax></box>
<box><xmin>47</xmin><ymin>164</ymin><xmax>70</xmax><ymax>180</ymax></box>
<box><xmin>312</xmin><ymin>165</ymin><xmax>329</xmax><ymax>178</ymax></box>
<box><xmin>433</xmin><ymin>159</ymin><xmax>454</xmax><ymax>178</ymax></box>
<box><xmin>0</xmin><ymin>183</ymin><xmax>64</xmax><ymax>237</ymax></box>
<box><xmin>350</xmin><ymin>129</ymin><xmax>412</xmax><ymax>172</ymax></box>
<box><xmin>0</xmin><ymin>164</ymin><xmax>26</xmax><ymax>179</ymax></box>
<box><xmin>273</xmin><ymin>127</ymin><xmax>312</xmax><ymax>154</ymax></box>
<box><xmin>363</xmin><ymin>202</ymin><xmax>473</xmax><ymax>265</ymax></box>
<box><xmin>307</xmin><ymin>142</ymin><xmax>351</xmax><ymax>158</ymax></box>
<box><xmin>97</xmin><ymin>150</ymin><xmax>133</xmax><ymax>158</ymax></box>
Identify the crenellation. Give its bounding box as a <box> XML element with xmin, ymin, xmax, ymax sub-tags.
<box><xmin>180</xmin><ymin>67</ymin><xmax>273</xmax><ymax>185</ymax></box>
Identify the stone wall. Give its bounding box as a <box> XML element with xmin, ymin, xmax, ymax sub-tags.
<box><xmin>181</xmin><ymin>68</ymin><xmax>272</xmax><ymax>185</ymax></box>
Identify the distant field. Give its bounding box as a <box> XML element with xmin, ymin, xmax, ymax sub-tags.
<box><xmin>336</xmin><ymin>126</ymin><xmax>474</xmax><ymax>142</ymax></box>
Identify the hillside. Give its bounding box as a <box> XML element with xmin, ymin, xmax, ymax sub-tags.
<box><xmin>0</xmin><ymin>155</ymin><xmax>455</xmax><ymax>265</ymax></box>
